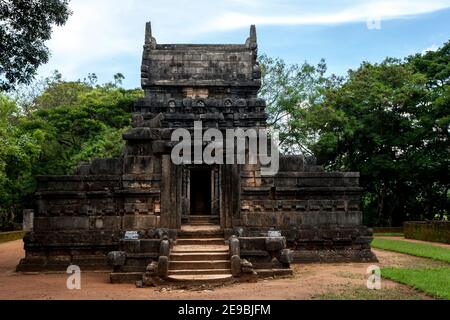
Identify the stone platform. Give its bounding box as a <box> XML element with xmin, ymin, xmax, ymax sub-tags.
<box><xmin>17</xmin><ymin>22</ymin><xmax>376</xmax><ymax>279</ymax></box>
<box><xmin>110</xmin><ymin>222</ymin><xmax>293</xmax><ymax>285</ymax></box>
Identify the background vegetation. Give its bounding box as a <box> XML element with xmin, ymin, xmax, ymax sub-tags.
<box><xmin>0</xmin><ymin>73</ymin><xmax>143</xmax><ymax>230</ymax></box>
<box><xmin>0</xmin><ymin>0</ymin><xmax>448</xmax><ymax>229</ymax></box>
<box><xmin>260</xmin><ymin>42</ymin><xmax>449</xmax><ymax>226</ymax></box>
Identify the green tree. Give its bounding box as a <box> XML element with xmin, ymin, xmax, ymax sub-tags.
<box><xmin>261</xmin><ymin>42</ymin><xmax>449</xmax><ymax>226</ymax></box>
<box><xmin>22</xmin><ymin>83</ymin><xmax>143</xmax><ymax>174</ymax></box>
<box><xmin>0</xmin><ymin>95</ymin><xmax>43</xmax><ymax>229</ymax></box>
<box><xmin>259</xmin><ymin>54</ymin><xmax>339</xmax><ymax>154</ymax></box>
<box><xmin>0</xmin><ymin>74</ymin><xmax>143</xmax><ymax>230</ymax></box>
<box><xmin>300</xmin><ymin>54</ymin><xmax>449</xmax><ymax>225</ymax></box>
<box><xmin>0</xmin><ymin>0</ymin><xmax>71</xmax><ymax>91</ymax></box>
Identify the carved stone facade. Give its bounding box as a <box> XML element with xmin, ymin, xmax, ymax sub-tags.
<box><xmin>17</xmin><ymin>23</ymin><xmax>376</xmax><ymax>275</ymax></box>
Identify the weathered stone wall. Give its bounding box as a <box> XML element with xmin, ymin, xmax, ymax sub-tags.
<box><xmin>404</xmin><ymin>221</ymin><xmax>450</xmax><ymax>244</ymax></box>
<box><xmin>141</xmin><ymin>23</ymin><xmax>260</xmax><ymax>99</ymax></box>
<box><xmin>17</xmin><ymin>23</ymin><xmax>376</xmax><ymax>272</ymax></box>
<box><xmin>17</xmin><ymin>171</ymin><xmax>163</xmax><ymax>272</ymax></box>
<box><xmin>142</xmin><ymin>45</ymin><xmax>258</xmax><ymax>88</ymax></box>
<box><xmin>237</xmin><ymin>156</ymin><xmax>376</xmax><ymax>262</ymax></box>
<box><xmin>18</xmin><ymin>175</ymin><xmax>115</xmax><ymax>271</ymax></box>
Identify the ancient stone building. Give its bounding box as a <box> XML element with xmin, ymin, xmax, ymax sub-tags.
<box><xmin>17</xmin><ymin>23</ymin><xmax>376</xmax><ymax>283</ymax></box>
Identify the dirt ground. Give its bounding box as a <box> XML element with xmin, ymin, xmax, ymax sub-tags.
<box><xmin>0</xmin><ymin>240</ymin><xmax>443</xmax><ymax>300</ymax></box>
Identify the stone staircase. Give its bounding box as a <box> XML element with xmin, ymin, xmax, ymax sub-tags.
<box><xmin>167</xmin><ymin>223</ymin><xmax>233</xmax><ymax>283</ymax></box>
<box><xmin>182</xmin><ymin>215</ymin><xmax>220</xmax><ymax>225</ymax></box>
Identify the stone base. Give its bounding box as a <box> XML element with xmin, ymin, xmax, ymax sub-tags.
<box><xmin>255</xmin><ymin>268</ymin><xmax>293</xmax><ymax>277</ymax></box>
<box><xmin>292</xmin><ymin>249</ymin><xmax>378</xmax><ymax>263</ymax></box>
<box><xmin>17</xmin><ymin>255</ymin><xmax>112</xmax><ymax>273</ymax></box>
<box><xmin>110</xmin><ymin>272</ymin><xmax>144</xmax><ymax>284</ymax></box>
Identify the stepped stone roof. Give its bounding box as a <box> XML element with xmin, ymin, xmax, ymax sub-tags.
<box><xmin>141</xmin><ymin>22</ymin><xmax>261</xmax><ymax>89</ymax></box>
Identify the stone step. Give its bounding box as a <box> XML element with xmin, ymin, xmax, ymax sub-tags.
<box><xmin>71</xmin><ymin>256</ymin><xmax>108</xmax><ymax>265</ymax></box>
<box><xmin>187</xmin><ymin>222</ymin><xmax>218</xmax><ymax>226</ymax></box>
<box><xmin>179</xmin><ymin>225</ymin><xmax>224</xmax><ymax>238</ymax></box>
<box><xmin>168</xmin><ymin>268</ymin><xmax>232</xmax><ymax>276</ymax></box>
<box><xmin>110</xmin><ymin>272</ymin><xmax>143</xmax><ymax>284</ymax></box>
<box><xmin>172</xmin><ymin>245</ymin><xmax>229</xmax><ymax>253</ymax></box>
<box><xmin>167</xmin><ymin>274</ymin><xmax>234</xmax><ymax>284</ymax></box>
<box><xmin>178</xmin><ymin>231</ymin><xmax>224</xmax><ymax>238</ymax></box>
<box><xmin>188</xmin><ymin>215</ymin><xmax>220</xmax><ymax>221</ymax></box>
<box><xmin>179</xmin><ymin>230</ymin><xmax>223</xmax><ymax>238</ymax></box>
<box><xmin>170</xmin><ymin>252</ymin><xmax>229</xmax><ymax>261</ymax></box>
<box><xmin>169</xmin><ymin>260</ymin><xmax>230</xmax><ymax>270</ymax></box>
<box><xmin>185</xmin><ymin>216</ymin><xmax>220</xmax><ymax>225</ymax></box>
<box><xmin>176</xmin><ymin>238</ymin><xmax>225</xmax><ymax>246</ymax></box>
<box><xmin>119</xmin><ymin>265</ymin><xmax>147</xmax><ymax>273</ymax></box>
<box><xmin>255</xmin><ymin>269</ymin><xmax>294</xmax><ymax>277</ymax></box>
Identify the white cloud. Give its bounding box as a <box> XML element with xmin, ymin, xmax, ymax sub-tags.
<box><xmin>422</xmin><ymin>44</ymin><xmax>440</xmax><ymax>54</ymax></box>
<box><xmin>207</xmin><ymin>0</ymin><xmax>450</xmax><ymax>30</ymax></box>
<box><xmin>40</xmin><ymin>0</ymin><xmax>450</xmax><ymax>81</ymax></box>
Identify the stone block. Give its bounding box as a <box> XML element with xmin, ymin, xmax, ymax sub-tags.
<box><xmin>241</xmin><ymin>259</ymin><xmax>254</xmax><ymax>274</ymax></box>
<box><xmin>34</xmin><ymin>217</ymin><xmax>89</xmax><ymax>231</ymax></box>
<box><xmin>279</xmin><ymin>249</ymin><xmax>294</xmax><ymax>265</ymax></box>
<box><xmin>140</xmin><ymin>239</ymin><xmax>160</xmax><ymax>253</ymax></box>
<box><xmin>89</xmin><ymin>158</ymin><xmax>122</xmax><ymax>175</ymax></box>
<box><xmin>121</xmin><ymin>240</ymin><xmax>140</xmax><ymax>253</ymax></box>
<box><xmin>159</xmin><ymin>239</ymin><xmax>170</xmax><ymax>256</ymax></box>
<box><xmin>123</xmin><ymin>215</ymin><xmax>157</xmax><ymax>230</ymax></box>
<box><xmin>107</xmin><ymin>251</ymin><xmax>126</xmax><ymax>267</ymax></box>
<box><xmin>239</xmin><ymin>237</ymin><xmax>266</xmax><ymax>251</ymax></box>
<box><xmin>89</xmin><ymin>216</ymin><xmax>122</xmax><ymax>230</ymax></box>
<box><xmin>229</xmin><ymin>236</ymin><xmax>240</xmax><ymax>257</ymax></box>
<box><xmin>265</xmin><ymin>237</ymin><xmax>286</xmax><ymax>252</ymax></box>
<box><xmin>157</xmin><ymin>256</ymin><xmax>169</xmax><ymax>278</ymax></box>
<box><xmin>231</xmin><ymin>255</ymin><xmax>241</xmax><ymax>277</ymax></box>
<box><xmin>23</xmin><ymin>209</ymin><xmax>34</xmax><ymax>231</ymax></box>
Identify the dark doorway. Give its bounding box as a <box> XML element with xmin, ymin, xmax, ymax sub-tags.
<box><xmin>190</xmin><ymin>168</ymin><xmax>212</xmax><ymax>215</ymax></box>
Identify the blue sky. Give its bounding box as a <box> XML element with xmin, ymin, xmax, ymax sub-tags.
<box><xmin>39</xmin><ymin>0</ymin><xmax>450</xmax><ymax>88</ymax></box>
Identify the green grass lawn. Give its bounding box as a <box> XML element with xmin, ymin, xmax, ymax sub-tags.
<box><xmin>382</xmin><ymin>267</ymin><xmax>450</xmax><ymax>300</ymax></box>
<box><xmin>0</xmin><ymin>231</ymin><xmax>26</xmax><ymax>244</ymax></box>
<box><xmin>372</xmin><ymin>238</ymin><xmax>450</xmax><ymax>263</ymax></box>
<box><xmin>374</xmin><ymin>233</ymin><xmax>404</xmax><ymax>237</ymax></box>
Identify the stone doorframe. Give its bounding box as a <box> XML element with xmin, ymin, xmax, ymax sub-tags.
<box><xmin>159</xmin><ymin>155</ymin><xmax>241</xmax><ymax>230</ymax></box>
<box><xmin>181</xmin><ymin>165</ymin><xmax>220</xmax><ymax>221</ymax></box>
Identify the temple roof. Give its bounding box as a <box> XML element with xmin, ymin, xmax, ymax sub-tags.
<box><xmin>141</xmin><ymin>22</ymin><xmax>261</xmax><ymax>89</ymax></box>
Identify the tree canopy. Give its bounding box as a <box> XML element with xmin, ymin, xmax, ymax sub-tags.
<box><xmin>260</xmin><ymin>41</ymin><xmax>450</xmax><ymax>226</ymax></box>
<box><xmin>0</xmin><ymin>74</ymin><xmax>143</xmax><ymax>229</ymax></box>
<box><xmin>0</xmin><ymin>0</ymin><xmax>71</xmax><ymax>91</ymax></box>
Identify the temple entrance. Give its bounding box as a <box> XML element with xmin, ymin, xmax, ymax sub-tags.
<box><xmin>190</xmin><ymin>168</ymin><xmax>212</xmax><ymax>215</ymax></box>
<box><xmin>181</xmin><ymin>166</ymin><xmax>220</xmax><ymax>226</ymax></box>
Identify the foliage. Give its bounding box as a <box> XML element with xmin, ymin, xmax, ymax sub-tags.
<box><xmin>0</xmin><ymin>95</ymin><xmax>42</xmax><ymax>229</ymax></box>
<box><xmin>0</xmin><ymin>74</ymin><xmax>143</xmax><ymax>230</ymax></box>
<box><xmin>0</xmin><ymin>0</ymin><xmax>72</xmax><ymax>91</ymax></box>
<box><xmin>22</xmin><ymin>81</ymin><xmax>142</xmax><ymax>174</ymax></box>
<box><xmin>372</xmin><ymin>238</ymin><xmax>450</xmax><ymax>263</ymax></box>
<box><xmin>382</xmin><ymin>267</ymin><xmax>450</xmax><ymax>300</ymax></box>
<box><xmin>259</xmin><ymin>54</ymin><xmax>340</xmax><ymax>154</ymax></box>
<box><xmin>260</xmin><ymin>41</ymin><xmax>449</xmax><ymax>226</ymax></box>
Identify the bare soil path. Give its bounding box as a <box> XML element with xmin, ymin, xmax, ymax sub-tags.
<box><xmin>0</xmin><ymin>240</ymin><xmax>436</xmax><ymax>300</ymax></box>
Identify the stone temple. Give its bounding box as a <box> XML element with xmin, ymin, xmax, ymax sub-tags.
<box><xmin>17</xmin><ymin>23</ymin><xmax>376</xmax><ymax>283</ymax></box>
